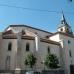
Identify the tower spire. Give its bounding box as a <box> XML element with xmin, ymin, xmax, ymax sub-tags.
<box><xmin>61</xmin><ymin>11</ymin><xmax>67</xmax><ymax>24</ymax></box>
<box><xmin>57</xmin><ymin>11</ymin><xmax>73</xmax><ymax>35</ymax></box>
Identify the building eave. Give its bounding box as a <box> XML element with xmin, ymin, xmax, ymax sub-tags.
<box><xmin>49</xmin><ymin>32</ymin><xmax>74</xmax><ymax>38</ymax></box>
<box><xmin>40</xmin><ymin>38</ymin><xmax>60</xmax><ymax>46</ymax></box>
<box><xmin>2</xmin><ymin>35</ymin><xmax>17</xmax><ymax>39</ymax></box>
<box><xmin>21</xmin><ymin>35</ymin><xmax>35</xmax><ymax>40</ymax></box>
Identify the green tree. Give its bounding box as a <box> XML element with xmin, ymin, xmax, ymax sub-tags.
<box><xmin>24</xmin><ymin>53</ymin><xmax>37</xmax><ymax>68</ymax></box>
<box><xmin>44</xmin><ymin>53</ymin><xmax>60</xmax><ymax>69</ymax></box>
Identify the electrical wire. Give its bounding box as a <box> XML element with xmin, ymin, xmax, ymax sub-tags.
<box><xmin>0</xmin><ymin>4</ymin><xmax>74</xmax><ymax>14</ymax></box>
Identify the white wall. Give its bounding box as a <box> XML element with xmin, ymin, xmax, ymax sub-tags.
<box><xmin>21</xmin><ymin>39</ymin><xmax>36</xmax><ymax>69</ymax></box>
<box><xmin>58</xmin><ymin>26</ymin><xmax>66</xmax><ymax>33</ymax></box>
<box><xmin>59</xmin><ymin>34</ymin><xmax>74</xmax><ymax>74</ymax></box>
<box><xmin>1</xmin><ymin>39</ymin><xmax>17</xmax><ymax>70</ymax></box>
<box><xmin>20</xmin><ymin>38</ymin><xmax>60</xmax><ymax>70</ymax></box>
<box><xmin>49</xmin><ymin>34</ymin><xmax>60</xmax><ymax>42</ymax></box>
<box><xmin>0</xmin><ymin>37</ymin><xmax>61</xmax><ymax>71</ymax></box>
<box><xmin>39</xmin><ymin>42</ymin><xmax>60</xmax><ymax>69</ymax></box>
<box><xmin>49</xmin><ymin>33</ymin><xmax>74</xmax><ymax>74</ymax></box>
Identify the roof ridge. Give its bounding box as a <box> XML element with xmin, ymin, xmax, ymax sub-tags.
<box><xmin>5</xmin><ymin>24</ymin><xmax>52</xmax><ymax>34</ymax></box>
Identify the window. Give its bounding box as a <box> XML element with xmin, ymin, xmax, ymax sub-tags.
<box><xmin>69</xmin><ymin>50</ymin><xmax>72</xmax><ymax>57</ymax></box>
<box><xmin>66</xmin><ymin>28</ymin><xmax>70</xmax><ymax>33</ymax></box>
<box><xmin>26</xmin><ymin>43</ymin><xmax>30</xmax><ymax>51</ymax></box>
<box><xmin>68</xmin><ymin>40</ymin><xmax>71</xmax><ymax>44</ymax></box>
<box><xmin>8</xmin><ymin>43</ymin><xmax>12</xmax><ymax>51</ymax></box>
<box><xmin>60</xmin><ymin>28</ymin><xmax>63</xmax><ymax>31</ymax></box>
<box><xmin>47</xmin><ymin>46</ymin><xmax>50</xmax><ymax>53</ymax></box>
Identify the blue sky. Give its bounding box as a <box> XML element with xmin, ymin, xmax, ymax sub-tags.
<box><xmin>0</xmin><ymin>0</ymin><xmax>74</xmax><ymax>33</ymax></box>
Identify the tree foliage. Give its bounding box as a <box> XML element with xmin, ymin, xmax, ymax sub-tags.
<box><xmin>44</xmin><ymin>53</ymin><xmax>60</xmax><ymax>69</ymax></box>
<box><xmin>24</xmin><ymin>53</ymin><xmax>37</xmax><ymax>68</ymax></box>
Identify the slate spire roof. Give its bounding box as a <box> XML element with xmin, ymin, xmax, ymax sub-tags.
<box><xmin>58</xmin><ymin>12</ymin><xmax>70</xmax><ymax>28</ymax></box>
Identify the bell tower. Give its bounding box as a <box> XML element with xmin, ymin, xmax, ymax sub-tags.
<box><xmin>57</xmin><ymin>13</ymin><xmax>73</xmax><ymax>35</ymax></box>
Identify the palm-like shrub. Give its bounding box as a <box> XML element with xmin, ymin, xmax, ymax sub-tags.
<box><xmin>44</xmin><ymin>53</ymin><xmax>59</xmax><ymax>69</ymax></box>
<box><xmin>24</xmin><ymin>53</ymin><xmax>37</xmax><ymax>68</ymax></box>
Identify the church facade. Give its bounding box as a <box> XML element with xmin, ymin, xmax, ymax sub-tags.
<box><xmin>0</xmin><ymin>14</ymin><xmax>74</xmax><ymax>74</ymax></box>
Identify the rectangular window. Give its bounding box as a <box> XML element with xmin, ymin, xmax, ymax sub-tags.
<box><xmin>26</xmin><ymin>43</ymin><xmax>30</xmax><ymax>51</ymax></box>
<box><xmin>8</xmin><ymin>43</ymin><xmax>12</xmax><ymax>51</ymax></box>
<box><xmin>68</xmin><ymin>40</ymin><xmax>71</xmax><ymax>44</ymax></box>
<box><xmin>69</xmin><ymin>50</ymin><xmax>72</xmax><ymax>57</ymax></box>
<box><xmin>47</xmin><ymin>46</ymin><xmax>50</xmax><ymax>53</ymax></box>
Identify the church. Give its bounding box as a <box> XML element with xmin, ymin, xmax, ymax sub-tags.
<box><xmin>0</xmin><ymin>14</ymin><xmax>74</xmax><ymax>74</ymax></box>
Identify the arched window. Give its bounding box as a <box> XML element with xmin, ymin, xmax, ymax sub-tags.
<box><xmin>47</xmin><ymin>46</ymin><xmax>50</xmax><ymax>53</ymax></box>
<box><xmin>68</xmin><ymin>40</ymin><xmax>71</xmax><ymax>44</ymax></box>
<box><xmin>26</xmin><ymin>43</ymin><xmax>30</xmax><ymax>51</ymax></box>
<box><xmin>8</xmin><ymin>43</ymin><xmax>12</xmax><ymax>51</ymax></box>
<box><xmin>60</xmin><ymin>28</ymin><xmax>63</xmax><ymax>31</ymax></box>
